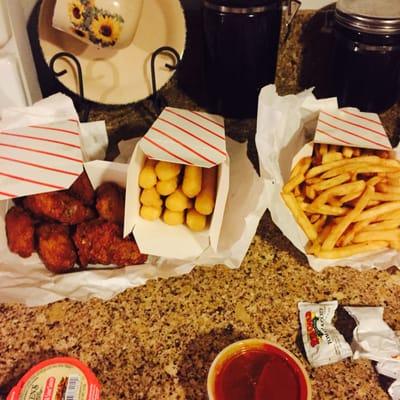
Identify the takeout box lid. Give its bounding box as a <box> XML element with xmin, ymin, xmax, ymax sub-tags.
<box><xmin>314</xmin><ymin>107</ymin><xmax>392</xmax><ymax>150</ymax></box>
<box><xmin>123</xmin><ymin>107</ymin><xmax>229</xmax><ymax>259</ymax></box>
<box><xmin>139</xmin><ymin>107</ymin><xmax>227</xmax><ymax>168</ymax></box>
<box><xmin>0</xmin><ymin>119</ymin><xmax>84</xmax><ymax>201</ymax></box>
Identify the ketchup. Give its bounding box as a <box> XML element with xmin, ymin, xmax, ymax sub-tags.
<box><xmin>214</xmin><ymin>346</ymin><xmax>308</xmax><ymax>400</ymax></box>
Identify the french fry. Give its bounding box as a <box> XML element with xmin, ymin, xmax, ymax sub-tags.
<box><xmin>322</xmin><ymin>164</ymin><xmax>398</xmax><ymax>179</ymax></box>
<box><xmin>312</xmin><ymin>181</ymin><xmax>366</xmax><ymax>206</ymax></box>
<box><xmin>313</xmin><ymin>215</ymin><xmax>327</xmax><ymax>233</ymax></box>
<box><xmin>354</xmin><ymin>201</ymin><xmax>400</xmax><ymax>222</ymax></box>
<box><xmin>362</xmin><ymin>219</ymin><xmax>400</xmax><ymax>232</ymax></box>
<box><xmin>305</xmin><ymin>185</ymin><xmax>316</xmax><ymax>200</ymax></box>
<box><xmin>328</xmin><ymin>197</ymin><xmax>342</xmax><ymax>207</ymax></box>
<box><xmin>283</xmin><ymin>173</ymin><xmax>306</xmax><ymax>194</ymax></box>
<box><xmin>353</xmin><ymin>230</ymin><xmax>400</xmax><ymax>243</ymax></box>
<box><xmin>310</xmin><ymin>173</ymin><xmax>350</xmax><ymax>192</ymax></box>
<box><xmin>338</xmin><ymin>218</ymin><xmax>374</xmax><ymax>247</ymax></box>
<box><xmin>321</xmin><ymin>185</ymin><xmax>373</xmax><ymax>250</ymax></box>
<box><xmin>304</xmin><ymin>204</ymin><xmax>349</xmax><ymax>216</ymax></box>
<box><xmin>281</xmin><ymin>192</ymin><xmax>317</xmax><ymax>241</ymax></box>
<box><xmin>390</xmin><ymin>241</ymin><xmax>400</xmax><ymax>250</ymax></box>
<box><xmin>289</xmin><ymin>157</ymin><xmax>312</xmax><ymax>180</ymax></box>
<box><xmin>322</xmin><ymin>152</ymin><xmax>343</xmax><ymax>164</ymax></box>
<box><xmin>375</xmin><ymin>209</ymin><xmax>400</xmax><ymax>221</ymax></box>
<box><xmin>372</xmin><ymin>193</ymin><xmax>400</xmax><ymax>201</ymax></box>
<box><xmin>315</xmin><ymin>241</ymin><xmax>389</xmax><ymax>259</ymax></box>
<box><xmin>319</xmin><ymin>144</ymin><xmax>328</xmax><ymax>155</ymax></box>
<box><xmin>182</xmin><ymin>166</ymin><xmax>203</xmax><ymax>198</ymax></box>
<box><xmin>339</xmin><ymin>191</ymin><xmax>364</xmax><ymax>205</ymax></box>
<box><xmin>376</xmin><ymin>183</ymin><xmax>400</xmax><ymax>194</ymax></box>
<box><xmin>306</xmin><ymin>177</ymin><xmax>323</xmax><ymax>185</ymax></box>
<box><xmin>342</xmin><ymin>146</ymin><xmax>353</xmax><ymax>158</ymax></box>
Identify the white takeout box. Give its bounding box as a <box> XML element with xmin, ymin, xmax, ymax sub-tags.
<box><xmin>124</xmin><ymin>107</ymin><xmax>230</xmax><ymax>259</ymax></box>
<box><xmin>256</xmin><ymin>85</ymin><xmax>400</xmax><ymax>272</ymax></box>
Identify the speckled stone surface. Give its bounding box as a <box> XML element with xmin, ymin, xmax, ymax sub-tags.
<box><xmin>2</xmin><ymin>7</ymin><xmax>400</xmax><ymax>400</ymax></box>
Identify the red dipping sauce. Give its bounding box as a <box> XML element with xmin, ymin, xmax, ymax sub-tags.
<box><xmin>208</xmin><ymin>340</ymin><xmax>311</xmax><ymax>400</ymax></box>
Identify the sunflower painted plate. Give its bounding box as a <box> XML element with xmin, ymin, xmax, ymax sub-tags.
<box><xmin>38</xmin><ymin>0</ymin><xmax>186</xmax><ymax>105</ymax></box>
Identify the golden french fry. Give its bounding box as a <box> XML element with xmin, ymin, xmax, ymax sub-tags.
<box><xmin>328</xmin><ymin>197</ymin><xmax>342</xmax><ymax>207</ymax></box>
<box><xmin>322</xmin><ymin>152</ymin><xmax>343</xmax><ymax>164</ymax></box>
<box><xmin>195</xmin><ymin>166</ymin><xmax>218</xmax><ymax>216</ymax></box>
<box><xmin>310</xmin><ymin>214</ymin><xmax>320</xmax><ymax>224</ymax></box>
<box><xmin>305</xmin><ymin>185</ymin><xmax>316</xmax><ymax>200</ymax></box>
<box><xmin>155</xmin><ymin>161</ymin><xmax>181</xmax><ymax>181</ymax></box>
<box><xmin>156</xmin><ymin>177</ymin><xmax>178</xmax><ymax>196</ymax></box>
<box><xmin>322</xmin><ymin>164</ymin><xmax>398</xmax><ymax>179</ymax></box>
<box><xmin>306</xmin><ymin>240</ymin><xmax>321</xmax><ymax>255</ymax></box>
<box><xmin>281</xmin><ymin>192</ymin><xmax>317</xmax><ymax>241</ymax></box>
<box><xmin>312</xmin><ymin>215</ymin><xmax>327</xmax><ymax>233</ymax></box>
<box><xmin>289</xmin><ymin>157</ymin><xmax>312</xmax><ymax>180</ymax></box>
<box><xmin>163</xmin><ymin>209</ymin><xmax>184</xmax><ymax>225</ymax></box>
<box><xmin>139</xmin><ymin>159</ymin><xmax>157</xmax><ymax>189</ymax></box>
<box><xmin>367</xmin><ymin>176</ymin><xmax>383</xmax><ymax>186</ymax></box>
<box><xmin>353</xmin><ymin>229</ymin><xmax>400</xmax><ymax>243</ymax></box>
<box><xmin>306</xmin><ymin>156</ymin><xmax>389</xmax><ymax>179</ymax></box>
<box><xmin>362</xmin><ymin>219</ymin><xmax>400</xmax><ymax>232</ymax></box>
<box><xmin>372</xmin><ymin>190</ymin><xmax>400</xmax><ymax>201</ymax></box>
<box><xmin>315</xmin><ymin>241</ymin><xmax>389</xmax><ymax>259</ymax></box>
<box><xmin>390</xmin><ymin>241</ymin><xmax>400</xmax><ymax>250</ymax></box>
<box><xmin>311</xmin><ymin>173</ymin><xmax>350</xmax><ymax>192</ymax></box>
<box><xmin>186</xmin><ymin>209</ymin><xmax>207</xmax><ymax>231</ymax></box>
<box><xmin>342</xmin><ymin>146</ymin><xmax>353</xmax><ymax>158</ymax></box>
<box><xmin>376</xmin><ymin>209</ymin><xmax>400</xmax><ymax>221</ymax></box>
<box><xmin>304</xmin><ymin>204</ymin><xmax>348</xmax><ymax>216</ymax></box>
<box><xmin>366</xmin><ymin>200</ymin><xmax>380</xmax><ymax>207</ymax></box>
<box><xmin>182</xmin><ymin>166</ymin><xmax>203</xmax><ymax>198</ymax></box>
<box><xmin>283</xmin><ymin>174</ymin><xmax>306</xmax><ymax>194</ymax></box>
<box><xmin>140</xmin><ymin>187</ymin><xmax>163</xmax><ymax>207</ymax></box>
<box><xmin>319</xmin><ymin>144</ymin><xmax>328</xmax><ymax>155</ymax></box>
<box><xmin>376</xmin><ymin>183</ymin><xmax>400</xmax><ymax>194</ymax></box>
<box><xmin>354</xmin><ymin>201</ymin><xmax>400</xmax><ymax>222</ymax></box>
<box><xmin>339</xmin><ymin>191</ymin><xmax>363</xmax><ymax>205</ymax></box>
<box><xmin>166</xmin><ymin>188</ymin><xmax>191</xmax><ymax>212</ymax></box>
<box><xmin>294</xmin><ymin>185</ymin><xmax>301</xmax><ymax>197</ymax></box>
<box><xmin>140</xmin><ymin>205</ymin><xmax>162</xmax><ymax>221</ymax></box>
<box><xmin>312</xmin><ymin>181</ymin><xmax>366</xmax><ymax>206</ymax></box>
<box><xmin>306</xmin><ymin>177</ymin><xmax>323</xmax><ymax>185</ymax></box>
<box><xmin>321</xmin><ymin>185</ymin><xmax>373</xmax><ymax>250</ymax></box>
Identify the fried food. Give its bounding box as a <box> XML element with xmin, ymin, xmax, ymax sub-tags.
<box><xmin>281</xmin><ymin>144</ymin><xmax>400</xmax><ymax>259</ymax></box>
<box><xmin>37</xmin><ymin>224</ymin><xmax>77</xmax><ymax>273</ymax></box>
<box><xmin>140</xmin><ymin>205</ymin><xmax>162</xmax><ymax>221</ymax></box>
<box><xmin>68</xmin><ymin>171</ymin><xmax>95</xmax><ymax>205</ymax></box>
<box><xmin>5</xmin><ymin>206</ymin><xmax>35</xmax><ymax>258</ymax></box>
<box><xmin>23</xmin><ymin>191</ymin><xmax>95</xmax><ymax>224</ymax></box>
<box><xmin>95</xmin><ymin>182</ymin><xmax>125</xmax><ymax>224</ymax></box>
<box><xmin>139</xmin><ymin>159</ymin><xmax>157</xmax><ymax>189</ymax></box>
<box><xmin>195</xmin><ymin>166</ymin><xmax>217</xmax><ymax>216</ymax></box>
<box><xmin>73</xmin><ymin>219</ymin><xmax>147</xmax><ymax>267</ymax></box>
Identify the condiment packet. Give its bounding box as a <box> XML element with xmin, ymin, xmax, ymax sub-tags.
<box><xmin>376</xmin><ymin>358</ymin><xmax>400</xmax><ymax>380</ymax></box>
<box><xmin>298</xmin><ymin>301</ymin><xmax>352</xmax><ymax>367</ymax></box>
<box><xmin>344</xmin><ymin>306</ymin><xmax>400</xmax><ymax>363</ymax></box>
<box><xmin>389</xmin><ymin>380</ymin><xmax>400</xmax><ymax>400</ymax></box>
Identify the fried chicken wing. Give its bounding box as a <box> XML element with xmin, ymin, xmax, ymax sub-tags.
<box><xmin>23</xmin><ymin>191</ymin><xmax>95</xmax><ymax>224</ymax></box>
<box><xmin>37</xmin><ymin>224</ymin><xmax>77</xmax><ymax>273</ymax></box>
<box><xmin>95</xmin><ymin>182</ymin><xmax>125</xmax><ymax>224</ymax></box>
<box><xmin>68</xmin><ymin>171</ymin><xmax>95</xmax><ymax>205</ymax></box>
<box><xmin>5</xmin><ymin>206</ymin><xmax>35</xmax><ymax>258</ymax></box>
<box><xmin>73</xmin><ymin>219</ymin><xmax>147</xmax><ymax>267</ymax></box>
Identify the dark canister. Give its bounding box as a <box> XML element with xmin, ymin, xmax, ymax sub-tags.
<box><xmin>333</xmin><ymin>0</ymin><xmax>400</xmax><ymax>112</ymax></box>
<box><xmin>203</xmin><ymin>0</ymin><xmax>300</xmax><ymax>119</ymax></box>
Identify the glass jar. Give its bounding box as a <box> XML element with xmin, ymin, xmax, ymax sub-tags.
<box><xmin>333</xmin><ymin>0</ymin><xmax>400</xmax><ymax>112</ymax></box>
<box><xmin>203</xmin><ymin>0</ymin><xmax>300</xmax><ymax>119</ymax></box>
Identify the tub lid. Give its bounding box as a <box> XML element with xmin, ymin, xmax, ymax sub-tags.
<box><xmin>336</xmin><ymin>0</ymin><xmax>400</xmax><ymax>34</ymax></box>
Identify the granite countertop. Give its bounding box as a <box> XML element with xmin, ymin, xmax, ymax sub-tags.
<box><xmin>1</xmin><ymin>8</ymin><xmax>400</xmax><ymax>400</ymax></box>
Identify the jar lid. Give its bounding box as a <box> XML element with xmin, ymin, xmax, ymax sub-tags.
<box><xmin>336</xmin><ymin>0</ymin><xmax>400</xmax><ymax>34</ymax></box>
<box><xmin>203</xmin><ymin>0</ymin><xmax>280</xmax><ymax>13</ymax></box>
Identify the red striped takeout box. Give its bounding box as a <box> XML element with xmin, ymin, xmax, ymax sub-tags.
<box><xmin>124</xmin><ymin>107</ymin><xmax>230</xmax><ymax>259</ymax></box>
<box><xmin>0</xmin><ymin>119</ymin><xmax>83</xmax><ymax>200</ymax></box>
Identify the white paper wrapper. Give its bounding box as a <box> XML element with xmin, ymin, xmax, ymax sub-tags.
<box><xmin>256</xmin><ymin>85</ymin><xmax>400</xmax><ymax>272</ymax></box>
<box><xmin>390</xmin><ymin>380</ymin><xmax>400</xmax><ymax>400</ymax></box>
<box><xmin>0</xmin><ymin>109</ymin><xmax>268</xmax><ymax>305</ymax></box>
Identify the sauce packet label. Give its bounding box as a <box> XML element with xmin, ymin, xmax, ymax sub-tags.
<box><xmin>344</xmin><ymin>306</ymin><xmax>400</xmax><ymax>362</ymax></box>
<box><xmin>299</xmin><ymin>300</ymin><xmax>352</xmax><ymax>367</ymax></box>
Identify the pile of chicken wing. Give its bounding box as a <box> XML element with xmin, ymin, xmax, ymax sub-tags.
<box><xmin>5</xmin><ymin>172</ymin><xmax>147</xmax><ymax>273</ymax></box>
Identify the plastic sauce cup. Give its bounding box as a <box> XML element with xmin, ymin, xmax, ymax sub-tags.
<box><xmin>207</xmin><ymin>339</ymin><xmax>312</xmax><ymax>400</ymax></box>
